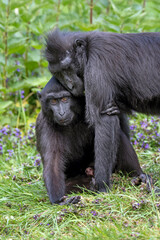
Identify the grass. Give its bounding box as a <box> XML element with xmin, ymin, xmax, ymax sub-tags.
<box><xmin>0</xmin><ymin>115</ymin><xmax>160</xmax><ymax>239</ymax></box>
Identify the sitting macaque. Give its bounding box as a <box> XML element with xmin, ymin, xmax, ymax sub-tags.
<box><xmin>36</xmin><ymin>76</ymin><xmax>147</xmax><ymax>204</ymax></box>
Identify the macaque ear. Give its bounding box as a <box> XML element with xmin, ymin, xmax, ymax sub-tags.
<box><xmin>37</xmin><ymin>91</ymin><xmax>41</xmax><ymax>99</ymax></box>
<box><xmin>75</xmin><ymin>39</ymin><xmax>86</xmax><ymax>48</ymax></box>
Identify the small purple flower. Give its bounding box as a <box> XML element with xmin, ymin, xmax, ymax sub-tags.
<box><xmin>34</xmin><ymin>158</ymin><xmax>41</xmax><ymax>166</ymax></box>
<box><xmin>145</xmin><ymin>143</ymin><xmax>149</xmax><ymax>149</ymax></box>
<box><xmin>130</xmin><ymin>125</ymin><xmax>136</xmax><ymax>130</ymax></box>
<box><xmin>21</xmin><ymin>90</ymin><xmax>24</xmax><ymax>99</ymax></box>
<box><xmin>16</xmin><ymin>68</ymin><xmax>20</xmax><ymax>72</ymax></box>
<box><xmin>0</xmin><ymin>144</ymin><xmax>3</xmax><ymax>154</ymax></box>
<box><xmin>134</xmin><ymin>140</ymin><xmax>138</xmax><ymax>145</ymax></box>
<box><xmin>7</xmin><ymin>149</ymin><xmax>14</xmax><ymax>157</ymax></box>
<box><xmin>91</xmin><ymin>211</ymin><xmax>98</xmax><ymax>216</ymax></box>
<box><xmin>6</xmin><ymin>78</ymin><xmax>9</xmax><ymax>84</ymax></box>
<box><xmin>62</xmin><ymin>208</ymin><xmax>67</xmax><ymax>212</ymax></box>
<box><xmin>140</xmin><ymin>121</ymin><xmax>148</xmax><ymax>128</ymax></box>
<box><xmin>33</xmin><ymin>215</ymin><xmax>40</xmax><ymax>220</ymax></box>
<box><xmin>13</xmin><ymin>128</ymin><xmax>21</xmax><ymax>138</ymax></box>
<box><xmin>137</xmin><ymin>132</ymin><xmax>143</xmax><ymax>138</ymax></box>
<box><xmin>0</xmin><ymin>127</ymin><xmax>8</xmax><ymax>135</ymax></box>
<box><xmin>13</xmin><ymin>175</ymin><xmax>16</xmax><ymax>180</ymax></box>
<box><xmin>29</xmin><ymin>123</ymin><xmax>35</xmax><ymax>129</ymax></box>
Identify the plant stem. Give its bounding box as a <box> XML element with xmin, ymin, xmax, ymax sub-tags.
<box><xmin>3</xmin><ymin>0</ymin><xmax>10</xmax><ymax>88</ymax></box>
<box><xmin>90</xmin><ymin>0</ymin><xmax>93</xmax><ymax>24</ymax></box>
<box><xmin>56</xmin><ymin>0</ymin><xmax>61</xmax><ymax>24</ymax></box>
<box><xmin>142</xmin><ymin>0</ymin><xmax>146</xmax><ymax>9</ymax></box>
<box><xmin>106</xmin><ymin>3</ymin><xmax>110</xmax><ymax>14</ymax></box>
<box><xmin>25</xmin><ymin>22</ymin><xmax>30</xmax><ymax>78</ymax></box>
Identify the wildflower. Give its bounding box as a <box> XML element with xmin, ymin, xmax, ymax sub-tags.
<box><xmin>7</xmin><ymin>149</ymin><xmax>14</xmax><ymax>157</ymax></box>
<box><xmin>13</xmin><ymin>128</ymin><xmax>21</xmax><ymax>138</ymax></box>
<box><xmin>21</xmin><ymin>90</ymin><xmax>24</xmax><ymax>99</ymax></box>
<box><xmin>33</xmin><ymin>215</ymin><xmax>40</xmax><ymax>220</ymax></box>
<box><xmin>0</xmin><ymin>127</ymin><xmax>8</xmax><ymax>135</ymax></box>
<box><xmin>140</xmin><ymin>121</ymin><xmax>148</xmax><ymax>128</ymax></box>
<box><xmin>145</xmin><ymin>143</ymin><xmax>149</xmax><ymax>149</ymax></box>
<box><xmin>130</xmin><ymin>125</ymin><xmax>136</xmax><ymax>130</ymax></box>
<box><xmin>0</xmin><ymin>144</ymin><xmax>3</xmax><ymax>154</ymax></box>
<box><xmin>34</xmin><ymin>158</ymin><xmax>41</xmax><ymax>166</ymax></box>
<box><xmin>134</xmin><ymin>140</ymin><xmax>138</xmax><ymax>145</ymax></box>
<box><xmin>91</xmin><ymin>210</ymin><xmax>98</xmax><ymax>216</ymax></box>
<box><xmin>137</xmin><ymin>132</ymin><xmax>143</xmax><ymax>138</ymax></box>
<box><xmin>131</xmin><ymin>201</ymin><xmax>140</xmax><ymax>210</ymax></box>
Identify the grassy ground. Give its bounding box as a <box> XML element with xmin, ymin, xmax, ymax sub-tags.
<box><xmin>0</xmin><ymin>115</ymin><xmax>160</xmax><ymax>239</ymax></box>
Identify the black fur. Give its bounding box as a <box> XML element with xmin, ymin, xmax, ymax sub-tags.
<box><xmin>36</xmin><ymin>76</ymin><xmax>144</xmax><ymax>203</ymax></box>
<box><xmin>36</xmin><ymin>76</ymin><xmax>94</xmax><ymax>203</ymax></box>
<box><xmin>45</xmin><ymin>30</ymin><xmax>160</xmax><ymax>191</ymax></box>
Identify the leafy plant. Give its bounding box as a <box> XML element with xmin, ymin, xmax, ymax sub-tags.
<box><xmin>0</xmin><ymin>0</ymin><xmax>160</xmax><ymax>128</ymax></box>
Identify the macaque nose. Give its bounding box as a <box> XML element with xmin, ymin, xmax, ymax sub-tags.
<box><xmin>59</xmin><ymin>111</ymin><xmax>65</xmax><ymax>116</ymax></box>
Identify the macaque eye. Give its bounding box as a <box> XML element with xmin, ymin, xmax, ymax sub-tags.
<box><xmin>61</xmin><ymin>97</ymin><xmax>68</xmax><ymax>102</ymax></box>
<box><xmin>50</xmin><ymin>99</ymin><xmax>57</xmax><ymax>105</ymax></box>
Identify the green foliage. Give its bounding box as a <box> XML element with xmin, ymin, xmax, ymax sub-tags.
<box><xmin>1</xmin><ymin>0</ymin><xmax>160</xmax><ymax>127</ymax></box>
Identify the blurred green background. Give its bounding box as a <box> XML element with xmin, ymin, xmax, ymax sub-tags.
<box><xmin>0</xmin><ymin>0</ymin><xmax>160</xmax><ymax>128</ymax></box>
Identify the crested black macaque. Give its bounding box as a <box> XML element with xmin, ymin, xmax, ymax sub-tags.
<box><xmin>36</xmin><ymin>76</ymin><xmax>146</xmax><ymax>204</ymax></box>
<box><xmin>45</xmin><ymin>30</ymin><xmax>160</xmax><ymax>192</ymax></box>
<box><xmin>36</xmin><ymin>76</ymin><xmax>94</xmax><ymax>204</ymax></box>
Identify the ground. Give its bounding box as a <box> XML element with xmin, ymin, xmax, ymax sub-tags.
<box><xmin>0</xmin><ymin>115</ymin><xmax>160</xmax><ymax>239</ymax></box>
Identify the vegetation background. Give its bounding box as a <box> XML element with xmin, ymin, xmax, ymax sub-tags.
<box><xmin>0</xmin><ymin>0</ymin><xmax>160</xmax><ymax>239</ymax></box>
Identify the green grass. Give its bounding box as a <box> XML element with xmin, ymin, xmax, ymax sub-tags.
<box><xmin>0</xmin><ymin>116</ymin><xmax>160</xmax><ymax>239</ymax></box>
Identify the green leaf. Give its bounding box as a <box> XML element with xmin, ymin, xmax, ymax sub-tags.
<box><xmin>0</xmin><ymin>24</ymin><xmax>4</xmax><ymax>31</ymax></box>
<box><xmin>0</xmin><ymin>101</ymin><xmax>13</xmax><ymax>113</ymax></box>
<box><xmin>0</xmin><ymin>54</ymin><xmax>5</xmax><ymax>65</ymax></box>
<box><xmin>28</xmin><ymin>50</ymin><xmax>41</xmax><ymax>62</ymax></box>
<box><xmin>31</xmin><ymin>87</ymin><xmax>42</xmax><ymax>92</ymax></box>
<box><xmin>8</xmin><ymin>77</ymin><xmax>48</xmax><ymax>92</ymax></box>
<box><xmin>2</xmin><ymin>0</ymin><xmax>9</xmax><ymax>5</ymax></box>
<box><xmin>24</xmin><ymin>61</ymin><xmax>39</xmax><ymax>71</ymax></box>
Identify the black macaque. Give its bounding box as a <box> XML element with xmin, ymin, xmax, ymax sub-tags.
<box><xmin>36</xmin><ymin>76</ymin><xmax>146</xmax><ymax>204</ymax></box>
<box><xmin>45</xmin><ymin>30</ymin><xmax>159</xmax><ymax>192</ymax></box>
<box><xmin>36</xmin><ymin>76</ymin><xmax>94</xmax><ymax>204</ymax></box>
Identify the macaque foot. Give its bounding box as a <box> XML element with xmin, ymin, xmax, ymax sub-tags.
<box><xmin>89</xmin><ymin>178</ymin><xmax>97</xmax><ymax>191</ymax></box>
<box><xmin>58</xmin><ymin>195</ymin><xmax>81</xmax><ymax>205</ymax></box>
<box><xmin>131</xmin><ymin>173</ymin><xmax>152</xmax><ymax>184</ymax></box>
<box><xmin>131</xmin><ymin>173</ymin><xmax>158</xmax><ymax>193</ymax></box>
